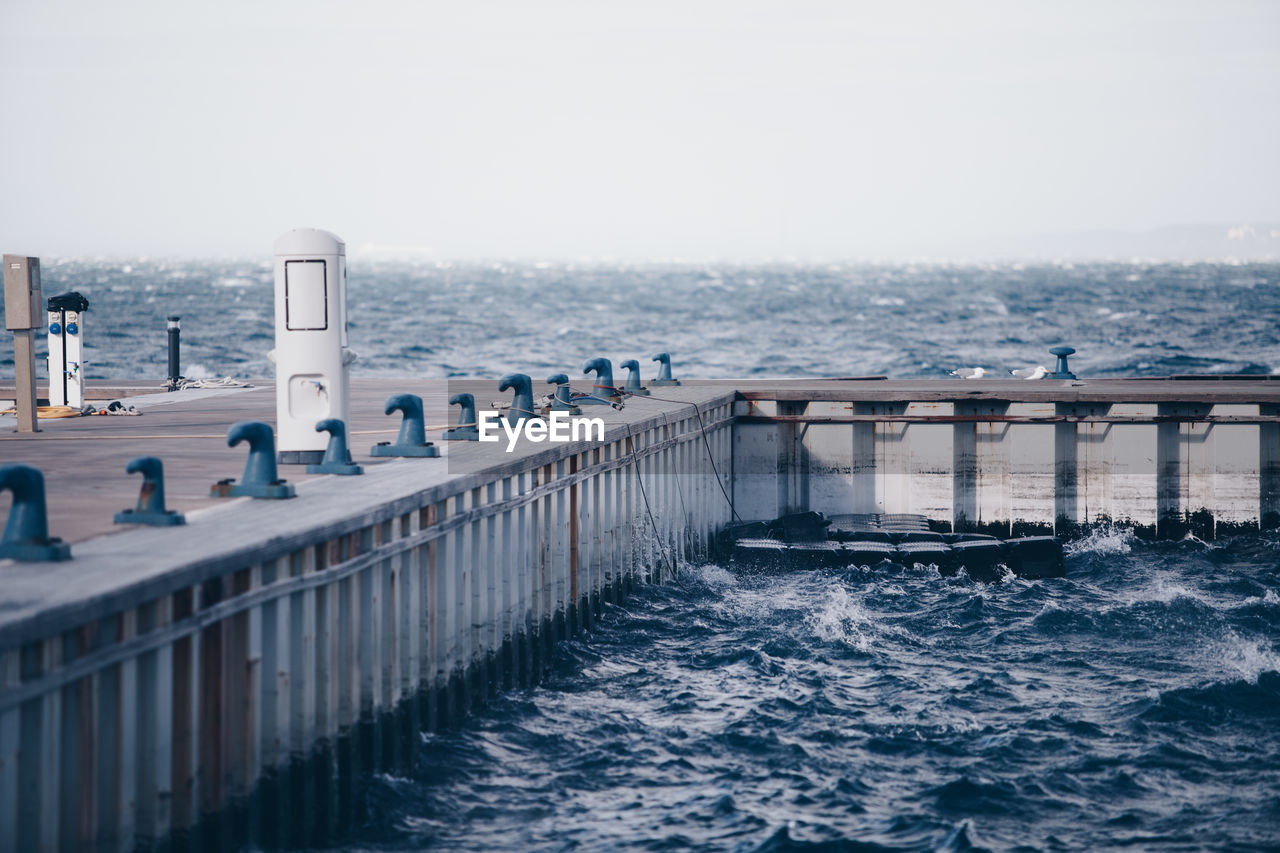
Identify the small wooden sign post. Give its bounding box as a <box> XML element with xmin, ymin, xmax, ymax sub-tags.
<box><xmin>3</xmin><ymin>254</ymin><xmax>43</xmax><ymax>433</ymax></box>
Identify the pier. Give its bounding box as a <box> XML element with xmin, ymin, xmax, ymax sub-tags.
<box><xmin>2</xmin><ymin>374</ymin><xmax>1280</xmax><ymax>850</ymax></box>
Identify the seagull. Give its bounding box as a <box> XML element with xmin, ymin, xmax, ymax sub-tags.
<box><xmin>1010</xmin><ymin>365</ymin><xmax>1049</xmax><ymax>380</ymax></box>
<box><xmin>950</xmin><ymin>367</ymin><xmax>987</xmax><ymax>379</ymax></box>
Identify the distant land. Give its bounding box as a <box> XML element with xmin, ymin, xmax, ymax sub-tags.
<box><xmin>348</xmin><ymin>225</ymin><xmax>1280</xmax><ymax>265</ymax></box>
<box><xmin>927</xmin><ymin>224</ymin><xmax>1280</xmax><ymax>263</ymax></box>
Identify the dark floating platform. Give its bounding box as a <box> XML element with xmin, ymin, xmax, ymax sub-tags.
<box><xmin>724</xmin><ymin>512</ymin><xmax>1065</xmax><ymax>582</ymax></box>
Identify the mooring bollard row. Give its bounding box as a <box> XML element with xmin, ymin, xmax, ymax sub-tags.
<box><xmin>444</xmin><ymin>392</ymin><xmax>480</xmax><ymax>440</ymax></box>
<box><xmin>651</xmin><ymin>351</ymin><xmax>681</xmax><ymax>386</ymax></box>
<box><xmin>307</xmin><ymin>418</ymin><xmax>363</xmax><ymax>475</ymax></box>
<box><xmin>212</xmin><ymin>420</ymin><xmax>297</xmax><ymax>498</ymax></box>
<box><xmin>580</xmin><ymin>357</ymin><xmax>620</xmax><ymax>404</ymax></box>
<box><xmin>114</xmin><ymin>456</ymin><xmax>185</xmax><ymax>525</ymax></box>
<box><xmin>371</xmin><ymin>393</ymin><xmax>440</xmax><ymax>457</ymax></box>
<box><xmin>546</xmin><ymin>373</ymin><xmax>582</xmax><ymax>415</ymax></box>
<box><xmin>498</xmin><ymin>373</ymin><xmax>536</xmax><ymax>427</ymax></box>
<box><xmin>0</xmin><ymin>464</ymin><xmax>72</xmax><ymax>561</ymax></box>
<box><xmin>621</xmin><ymin>359</ymin><xmax>650</xmax><ymax>396</ymax></box>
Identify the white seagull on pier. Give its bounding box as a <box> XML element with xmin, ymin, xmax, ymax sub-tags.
<box><xmin>1010</xmin><ymin>365</ymin><xmax>1049</xmax><ymax>380</ymax></box>
<box><xmin>949</xmin><ymin>367</ymin><xmax>988</xmax><ymax>379</ymax></box>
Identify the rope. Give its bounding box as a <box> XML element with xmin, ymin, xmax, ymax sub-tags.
<box><xmin>624</xmin><ymin>421</ymin><xmax>681</xmax><ymax>584</ymax></box>
<box><xmin>0</xmin><ymin>405</ymin><xmax>82</xmax><ymax>419</ymax></box>
<box><xmin>568</xmin><ymin>386</ymin><xmax>625</xmax><ymax>408</ymax></box>
<box><xmin>599</xmin><ymin>385</ymin><xmax>742</xmax><ymax>523</ymax></box>
<box><xmin>162</xmin><ymin>377</ymin><xmax>254</xmax><ymax>391</ymax></box>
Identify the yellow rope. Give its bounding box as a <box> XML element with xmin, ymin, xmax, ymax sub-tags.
<box><xmin>0</xmin><ymin>405</ymin><xmax>81</xmax><ymax>419</ymax></box>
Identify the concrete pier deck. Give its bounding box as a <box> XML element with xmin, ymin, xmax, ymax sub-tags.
<box><xmin>0</xmin><ymin>375</ymin><xmax>738</xmax><ymax>851</ymax></box>
<box><xmin>2</xmin><ymin>380</ymin><xmax>448</xmax><ymax>544</ymax></box>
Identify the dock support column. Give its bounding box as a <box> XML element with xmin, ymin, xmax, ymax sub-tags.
<box><xmin>1157</xmin><ymin>403</ymin><xmax>1213</xmax><ymax>538</ymax></box>
<box><xmin>1214</xmin><ymin>405</ymin><xmax>1262</xmax><ymax>535</ymax></box>
<box><xmin>1054</xmin><ymin>406</ymin><xmax>1080</xmax><ymax>532</ymax></box>
<box><xmin>777</xmin><ymin>401</ymin><xmax>809</xmax><ymax>515</ymax></box>
<box><xmin>1261</xmin><ymin>405</ymin><xmax>1280</xmax><ymax>529</ymax></box>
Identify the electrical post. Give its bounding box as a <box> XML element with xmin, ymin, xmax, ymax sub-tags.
<box><xmin>167</xmin><ymin>315</ymin><xmax>181</xmax><ymax>387</ymax></box>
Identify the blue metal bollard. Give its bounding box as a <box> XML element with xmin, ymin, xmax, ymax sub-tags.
<box><xmin>443</xmin><ymin>392</ymin><xmax>480</xmax><ymax>440</ymax></box>
<box><xmin>1048</xmin><ymin>346</ymin><xmax>1077</xmax><ymax>380</ymax></box>
<box><xmin>306</xmin><ymin>418</ymin><xmax>363</xmax><ymax>475</ymax></box>
<box><xmin>620</xmin><ymin>359</ymin><xmax>650</xmax><ymax>396</ymax></box>
<box><xmin>213</xmin><ymin>421</ymin><xmax>297</xmax><ymax>498</ymax></box>
<box><xmin>651</xmin><ymin>352</ymin><xmax>681</xmax><ymax>386</ymax></box>
<box><xmin>371</xmin><ymin>394</ymin><xmax>440</xmax><ymax>457</ymax></box>
<box><xmin>499</xmin><ymin>373</ymin><xmax>538</xmax><ymax>427</ymax></box>
<box><xmin>114</xmin><ymin>456</ymin><xmax>185</xmax><ymax>525</ymax></box>
<box><xmin>0</xmin><ymin>464</ymin><xmax>72</xmax><ymax>561</ymax></box>
<box><xmin>579</xmin><ymin>357</ymin><xmax>620</xmax><ymax>405</ymax></box>
<box><xmin>545</xmin><ymin>373</ymin><xmax>581</xmax><ymax>415</ymax></box>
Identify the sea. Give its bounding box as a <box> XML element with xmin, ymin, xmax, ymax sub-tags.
<box><xmin>3</xmin><ymin>259</ymin><xmax>1279</xmax><ymax>381</ymax></box>
<box><xmin>5</xmin><ymin>260</ymin><xmax>1280</xmax><ymax>850</ymax></box>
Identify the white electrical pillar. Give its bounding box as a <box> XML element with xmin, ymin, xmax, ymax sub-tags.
<box><xmin>47</xmin><ymin>291</ymin><xmax>89</xmax><ymax>408</ymax></box>
<box><xmin>271</xmin><ymin>228</ymin><xmax>355</xmax><ymax>464</ymax></box>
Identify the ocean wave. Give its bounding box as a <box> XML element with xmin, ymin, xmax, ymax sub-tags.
<box><xmin>1118</xmin><ymin>571</ymin><xmax>1212</xmax><ymax>608</ymax></box>
<box><xmin>1212</xmin><ymin>634</ymin><xmax>1280</xmax><ymax>684</ymax></box>
<box><xmin>690</xmin><ymin>563</ymin><xmax>737</xmax><ymax>590</ymax></box>
<box><xmin>1138</xmin><ymin>671</ymin><xmax>1280</xmax><ymax>724</ymax></box>
<box><xmin>808</xmin><ymin>585</ymin><xmax>875</xmax><ymax>651</ymax></box>
<box><xmin>1064</xmin><ymin>523</ymin><xmax>1138</xmax><ymax>557</ymax></box>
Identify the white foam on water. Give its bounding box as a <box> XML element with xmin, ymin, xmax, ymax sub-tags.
<box><xmin>185</xmin><ymin>363</ymin><xmax>214</xmax><ymax>380</ymax></box>
<box><xmin>1211</xmin><ymin>633</ymin><xmax>1280</xmax><ymax>684</ymax></box>
<box><xmin>1120</xmin><ymin>571</ymin><xmax>1211</xmax><ymax>607</ymax></box>
<box><xmin>1064</xmin><ymin>523</ymin><xmax>1137</xmax><ymax>557</ymax></box>
<box><xmin>691</xmin><ymin>563</ymin><xmax>737</xmax><ymax>590</ymax></box>
<box><xmin>1035</xmin><ymin>600</ymin><xmax>1062</xmax><ymax>618</ymax></box>
<box><xmin>809</xmin><ymin>585</ymin><xmax>874</xmax><ymax>652</ymax></box>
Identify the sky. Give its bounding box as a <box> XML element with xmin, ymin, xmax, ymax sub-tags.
<box><xmin>0</xmin><ymin>0</ymin><xmax>1277</xmax><ymax>260</ymax></box>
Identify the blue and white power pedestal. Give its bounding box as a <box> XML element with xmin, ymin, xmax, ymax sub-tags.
<box><xmin>47</xmin><ymin>291</ymin><xmax>89</xmax><ymax>408</ymax></box>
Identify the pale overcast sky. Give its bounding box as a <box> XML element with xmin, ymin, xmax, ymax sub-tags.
<box><xmin>1</xmin><ymin>1</ymin><xmax>1276</xmax><ymax>259</ymax></box>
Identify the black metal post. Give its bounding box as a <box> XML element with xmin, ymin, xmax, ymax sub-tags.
<box><xmin>167</xmin><ymin>315</ymin><xmax>181</xmax><ymax>387</ymax></box>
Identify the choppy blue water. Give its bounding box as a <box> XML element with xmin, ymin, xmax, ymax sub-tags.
<box><xmin>6</xmin><ymin>261</ymin><xmax>1280</xmax><ymax>849</ymax></box>
<box><xmin>351</xmin><ymin>530</ymin><xmax>1280</xmax><ymax>852</ymax></box>
<box><xmin>2</xmin><ymin>259</ymin><xmax>1278</xmax><ymax>380</ymax></box>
